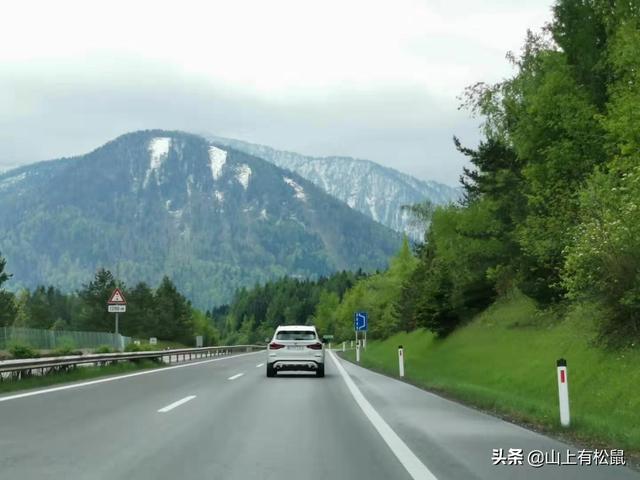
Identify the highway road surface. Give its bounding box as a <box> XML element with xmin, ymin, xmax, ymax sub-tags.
<box><xmin>0</xmin><ymin>349</ymin><xmax>637</xmax><ymax>480</ymax></box>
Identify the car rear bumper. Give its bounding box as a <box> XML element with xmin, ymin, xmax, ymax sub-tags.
<box><xmin>270</xmin><ymin>360</ymin><xmax>323</xmax><ymax>371</ymax></box>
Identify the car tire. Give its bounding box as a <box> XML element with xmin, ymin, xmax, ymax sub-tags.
<box><xmin>266</xmin><ymin>363</ymin><xmax>276</xmax><ymax>377</ymax></box>
<box><xmin>316</xmin><ymin>364</ymin><xmax>325</xmax><ymax>378</ymax></box>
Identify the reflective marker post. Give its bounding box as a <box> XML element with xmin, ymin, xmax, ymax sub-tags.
<box><xmin>398</xmin><ymin>345</ymin><xmax>405</xmax><ymax>377</ymax></box>
<box><xmin>557</xmin><ymin>358</ymin><xmax>570</xmax><ymax>427</ymax></box>
<box><xmin>355</xmin><ymin>330</ymin><xmax>358</xmax><ymax>356</ymax></box>
<box><xmin>342</xmin><ymin>341</ymin><xmax>346</xmax><ymax>352</ymax></box>
<box><xmin>356</xmin><ymin>341</ymin><xmax>361</xmax><ymax>363</ymax></box>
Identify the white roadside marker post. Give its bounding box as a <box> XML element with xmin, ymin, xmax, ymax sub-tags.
<box><xmin>398</xmin><ymin>345</ymin><xmax>405</xmax><ymax>377</ymax></box>
<box><xmin>350</xmin><ymin>340</ymin><xmax>353</xmax><ymax>348</ymax></box>
<box><xmin>342</xmin><ymin>341</ymin><xmax>346</xmax><ymax>352</ymax></box>
<box><xmin>557</xmin><ymin>358</ymin><xmax>570</xmax><ymax>427</ymax></box>
<box><xmin>356</xmin><ymin>341</ymin><xmax>361</xmax><ymax>363</ymax></box>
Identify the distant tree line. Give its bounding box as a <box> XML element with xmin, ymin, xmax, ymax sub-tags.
<box><xmin>208</xmin><ymin>270</ymin><xmax>367</xmax><ymax>344</ymax></box>
<box><xmin>0</xmin><ymin>260</ymin><xmax>218</xmax><ymax>346</ymax></box>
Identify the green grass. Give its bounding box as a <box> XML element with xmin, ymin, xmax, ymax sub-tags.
<box><xmin>342</xmin><ymin>291</ymin><xmax>640</xmax><ymax>454</ymax></box>
<box><xmin>0</xmin><ymin>360</ymin><xmax>163</xmax><ymax>395</ymax></box>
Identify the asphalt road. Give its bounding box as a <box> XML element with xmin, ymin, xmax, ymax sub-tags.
<box><xmin>0</xmin><ymin>350</ymin><xmax>637</xmax><ymax>480</ymax></box>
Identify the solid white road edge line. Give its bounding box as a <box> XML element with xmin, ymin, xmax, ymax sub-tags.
<box><xmin>256</xmin><ymin>363</ymin><xmax>264</xmax><ymax>368</ymax></box>
<box><xmin>328</xmin><ymin>350</ymin><xmax>438</xmax><ymax>480</ymax></box>
<box><xmin>228</xmin><ymin>373</ymin><xmax>244</xmax><ymax>380</ymax></box>
<box><xmin>0</xmin><ymin>351</ymin><xmax>262</xmax><ymax>403</ymax></box>
<box><xmin>157</xmin><ymin>395</ymin><xmax>196</xmax><ymax>413</ymax></box>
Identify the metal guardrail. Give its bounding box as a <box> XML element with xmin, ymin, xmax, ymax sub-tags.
<box><xmin>0</xmin><ymin>345</ymin><xmax>266</xmax><ymax>380</ymax></box>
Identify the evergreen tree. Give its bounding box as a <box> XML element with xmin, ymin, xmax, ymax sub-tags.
<box><xmin>154</xmin><ymin>276</ymin><xmax>194</xmax><ymax>344</ymax></box>
<box><xmin>125</xmin><ymin>282</ymin><xmax>157</xmax><ymax>338</ymax></box>
<box><xmin>77</xmin><ymin>269</ymin><xmax>118</xmax><ymax>332</ymax></box>
<box><xmin>0</xmin><ymin>252</ymin><xmax>16</xmax><ymax>327</ymax></box>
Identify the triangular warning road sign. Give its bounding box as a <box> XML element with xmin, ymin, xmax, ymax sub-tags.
<box><xmin>108</xmin><ymin>288</ymin><xmax>127</xmax><ymax>305</ymax></box>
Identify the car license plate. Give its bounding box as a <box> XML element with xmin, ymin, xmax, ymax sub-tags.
<box><xmin>288</xmin><ymin>346</ymin><xmax>304</xmax><ymax>350</ymax></box>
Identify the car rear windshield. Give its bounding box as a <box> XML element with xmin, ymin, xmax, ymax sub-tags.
<box><xmin>275</xmin><ymin>330</ymin><xmax>317</xmax><ymax>340</ymax></box>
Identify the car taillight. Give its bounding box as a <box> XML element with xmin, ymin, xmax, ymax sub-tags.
<box><xmin>306</xmin><ymin>343</ymin><xmax>323</xmax><ymax>350</ymax></box>
<box><xmin>269</xmin><ymin>342</ymin><xmax>285</xmax><ymax>350</ymax></box>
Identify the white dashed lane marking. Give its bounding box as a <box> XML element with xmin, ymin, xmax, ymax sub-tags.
<box><xmin>157</xmin><ymin>395</ymin><xmax>196</xmax><ymax>413</ymax></box>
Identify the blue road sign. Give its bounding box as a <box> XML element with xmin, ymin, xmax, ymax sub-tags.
<box><xmin>354</xmin><ymin>311</ymin><xmax>368</xmax><ymax>331</ymax></box>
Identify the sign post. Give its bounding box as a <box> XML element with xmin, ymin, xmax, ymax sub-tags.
<box><xmin>107</xmin><ymin>288</ymin><xmax>127</xmax><ymax>340</ymax></box>
<box><xmin>354</xmin><ymin>311</ymin><xmax>368</xmax><ymax>355</ymax></box>
<box><xmin>557</xmin><ymin>358</ymin><xmax>570</xmax><ymax>427</ymax></box>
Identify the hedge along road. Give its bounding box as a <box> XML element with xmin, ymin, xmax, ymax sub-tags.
<box><xmin>0</xmin><ymin>349</ymin><xmax>637</xmax><ymax>480</ymax></box>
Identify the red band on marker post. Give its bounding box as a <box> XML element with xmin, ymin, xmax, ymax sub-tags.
<box><xmin>556</xmin><ymin>358</ymin><xmax>570</xmax><ymax>427</ymax></box>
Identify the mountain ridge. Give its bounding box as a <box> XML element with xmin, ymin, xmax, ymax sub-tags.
<box><xmin>208</xmin><ymin>134</ymin><xmax>461</xmax><ymax>239</ymax></box>
<box><xmin>0</xmin><ymin>130</ymin><xmax>401</xmax><ymax>308</ymax></box>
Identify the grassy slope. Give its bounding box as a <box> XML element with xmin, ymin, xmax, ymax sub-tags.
<box><xmin>343</xmin><ymin>291</ymin><xmax>640</xmax><ymax>453</ymax></box>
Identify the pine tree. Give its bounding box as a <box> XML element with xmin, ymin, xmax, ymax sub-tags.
<box><xmin>0</xmin><ymin>252</ymin><xmax>16</xmax><ymax>327</ymax></box>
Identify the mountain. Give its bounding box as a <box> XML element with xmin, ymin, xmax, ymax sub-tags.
<box><xmin>0</xmin><ymin>130</ymin><xmax>401</xmax><ymax>308</ymax></box>
<box><xmin>209</xmin><ymin>135</ymin><xmax>461</xmax><ymax>239</ymax></box>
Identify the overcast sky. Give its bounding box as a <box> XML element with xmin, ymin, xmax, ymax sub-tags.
<box><xmin>0</xmin><ymin>0</ymin><xmax>553</xmax><ymax>186</ymax></box>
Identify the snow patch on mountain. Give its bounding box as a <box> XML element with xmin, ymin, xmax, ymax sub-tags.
<box><xmin>365</xmin><ymin>195</ymin><xmax>378</xmax><ymax>222</ymax></box>
<box><xmin>165</xmin><ymin>199</ymin><xmax>183</xmax><ymax>219</ymax></box>
<box><xmin>236</xmin><ymin>164</ymin><xmax>251</xmax><ymax>190</ymax></box>
<box><xmin>0</xmin><ymin>172</ymin><xmax>26</xmax><ymax>191</ymax></box>
<box><xmin>283</xmin><ymin>177</ymin><xmax>307</xmax><ymax>202</ymax></box>
<box><xmin>186</xmin><ymin>175</ymin><xmax>194</xmax><ymax>198</ymax></box>
<box><xmin>145</xmin><ymin>137</ymin><xmax>171</xmax><ymax>186</ymax></box>
<box><xmin>208</xmin><ymin>146</ymin><xmax>227</xmax><ymax>180</ymax></box>
<box><xmin>214</xmin><ymin>190</ymin><xmax>224</xmax><ymax>202</ymax></box>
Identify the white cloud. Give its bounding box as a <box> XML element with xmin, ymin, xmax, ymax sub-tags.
<box><xmin>0</xmin><ymin>0</ymin><xmax>554</xmax><ymax>184</ymax></box>
<box><xmin>1</xmin><ymin>0</ymin><xmax>551</xmax><ymax>94</ymax></box>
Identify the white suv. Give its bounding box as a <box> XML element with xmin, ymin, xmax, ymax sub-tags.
<box><xmin>266</xmin><ymin>325</ymin><xmax>325</xmax><ymax>377</ymax></box>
